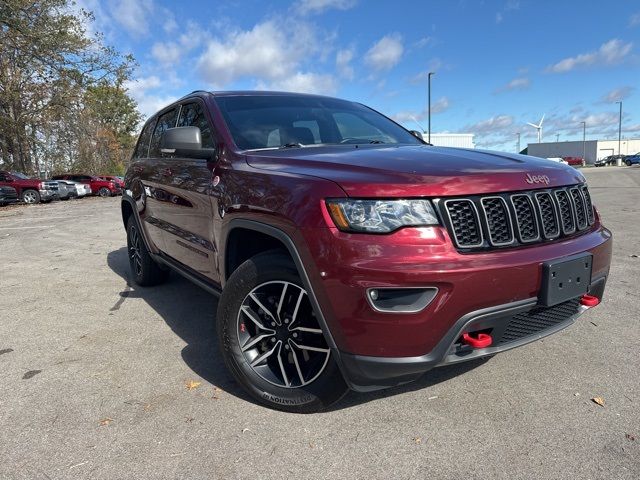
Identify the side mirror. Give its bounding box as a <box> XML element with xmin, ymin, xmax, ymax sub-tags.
<box><xmin>161</xmin><ymin>126</ymin><xmax>216</xmax><ymax>160</ymax></box>
<box><xmin>409</xmin><ymin>130</ymin><xmax>426</xmax><ymax>143</ymax></box>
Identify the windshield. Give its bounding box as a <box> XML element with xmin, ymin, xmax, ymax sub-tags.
<box><xmin>10</xmin><ymin>172</ymin><xmax>30</xmax><ymax>179</ymax></box>
<box><xmin>214</xmin><ymin>95</ymin><xmax>423</xmax><ymax>151</ymax></box>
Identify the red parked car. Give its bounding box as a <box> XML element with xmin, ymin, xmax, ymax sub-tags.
<box><xmin>52</xmin><ymin>174</ymin><xmax>121</xmax><ymax>197</ymax></box>
<box><xmin>0</xmin><ymin>170</ymin><xmax>59</xmax><ymax>203</ymax></box>
<box><xmin>121</xmin><ymin>91</ymin><xmax>611</xmax><ymax>412</ymax></box>
<box><xmin>562</xmin><ymin>156</ymin><xmax>586</xmax><ymax>167</ymax></box>
<box><xmin>99</xmin><ymin>175</ymin><xmax>125</xmax><ymax>189</ymax></box>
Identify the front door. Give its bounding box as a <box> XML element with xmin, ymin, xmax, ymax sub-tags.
<box><xmin>154</xmin><ymin>101</ymin><xmax>219</xmax><ymax>282</ymax></box>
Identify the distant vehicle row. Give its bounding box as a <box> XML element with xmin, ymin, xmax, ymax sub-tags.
<box><xmin>594</xmin><ymin>153</ymin><xmax>640</xmax><ymax>167</ymax></box>
<box><xmin>0</xmin><ymin>171</ymin><xmax>123</xmax><ymax>204</ymax></box>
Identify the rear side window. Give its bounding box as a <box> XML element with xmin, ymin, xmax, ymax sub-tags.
<box><xmin>149</xmin><ymin>108</ymin><xmax>178</xmax><ymax>157</ymax></box>
<box><xmin>177</xmin><ymin>102</ymin><xmax>214</xmax><ymax>148</ymax></box>
<box><xmin>133</xmin><ymin>120</ymin><xmax>155</xmax><ymax>159</ymax></box>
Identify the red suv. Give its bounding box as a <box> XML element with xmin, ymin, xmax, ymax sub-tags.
<box><xmin>99</xmin><ymin>175</ymin><xmax>125</xmax><ymax>189</ymax></box>
<box><xmin>53</xmin><ymin>174</ymin><xmax>121</xmax><ymax>197</ymax></box>
<box><xmin>121</xmin><ymin>91</ymin><xmax>611</xmax><ymax>412</ymax></box>
<box><xmin>0</xmin><ymin>170</ymin><xmax>59</xmax><ymax>203</ymax></box>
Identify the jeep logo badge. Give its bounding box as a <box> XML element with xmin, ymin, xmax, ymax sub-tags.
<box><xmin>525</xmin><ymin>173</ymin><xmax>550</xmax><ymax>185</ymax></box>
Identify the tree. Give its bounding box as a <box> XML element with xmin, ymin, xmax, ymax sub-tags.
<box><xmin>0</xmin><ymin>0</ymin><xmax>139</xmax><ymax>176</ymax></box>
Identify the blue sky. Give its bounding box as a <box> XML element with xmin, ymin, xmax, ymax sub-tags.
<box><xmin>78</xmin><ymin>0</ymin><xmax>640</xmax><ymax>151</ymax></box>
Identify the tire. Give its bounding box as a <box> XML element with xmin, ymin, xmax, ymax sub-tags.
<box><xmin>217</xmin><ymin>250</ymin><xmax>348</xmax><ymax>413</ymax></box>
<box><xmin>98</xmin><ymin>187</ymin><xmax>111</xmax><ymax>197</ymax></box>
<box><xmin>626</xmin><ymin>160</ymin><xmax>632</xmax><ymax>166</ymax></box>
<box><xmin>126</xmin><ymin>216</ymin><xmax>169</xmax><ymax>286</ymax></box>
<box><xmin>22</xmin><ymin>189</ymin><xmax>40</xmax><ymax>204</ymax></box>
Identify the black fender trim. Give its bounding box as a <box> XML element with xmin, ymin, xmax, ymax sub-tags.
<box><xmin>224</xmin><ymin>219</ymin><xmax>354</xmax><ymax>387</ymax></box>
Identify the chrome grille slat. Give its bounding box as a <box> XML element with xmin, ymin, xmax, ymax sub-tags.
<box><xmin>480</xmin><ymin>197</ymin><xmax>514</xmax><ymax>246</ymax></box>
<box><xmin>554</xmin><ymin>189</ymin><xmax>576</xmax><ymax>235</ymax></box>
<box><xmin>534</xmin><ymin>192</ymin><xmax>560</xmax><ymax>239</ymax></box>
<box><xmin>510</xmin><ymin>194</ymin><xmax>540</xmax><ymax>242</ymax></box>
<box><xmin>443</xmin><ymin>199</ymin><xmax>483</xmax><ymax>248</ymax></box>
<box><xmin>441</xmin><ymin>184</ymin><xmax>594</xmax><ymax>251</ymax></box>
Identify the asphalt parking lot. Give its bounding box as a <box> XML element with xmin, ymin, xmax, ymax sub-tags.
<box><xmin>0</xmin><ymin>167</ymin><xmax>638</xmax><ymax>480</ymax></box>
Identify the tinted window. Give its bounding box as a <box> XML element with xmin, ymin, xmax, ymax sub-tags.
<box><xmin>134</xmin><ymin>120</ymin><xmax>155</xmax><ymax>159</ymax></box>
<box><xmin>177</xmin><ymin>102</ymin><xmax>214</xmax><ymax>148</ymax></box>
<box><xmin>149</xmin><ymin>108</ymin><xmax>178</xmax><ymax>157</ymax></box>
<box><xmin>214</xmin><ymin>95</ymin><xmax>421</xmax><ymax>150</ymax></box>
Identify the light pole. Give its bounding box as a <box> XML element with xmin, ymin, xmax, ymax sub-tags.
<box><xmin>616</xmin><ymin>100</ymin><xmax>622</xmax><ymax>157</ymax></box>
<box><xmin>580</xmin><ymin>121</ymin><xmax>586</xmax><ymax>163</ymax></box>
<box><xmin>556</xmin><ymin>133</ymin><xmax>560</xmax><ymax>143</ymax></box>
<box><xmin>428</xmin><ymin>72</ymin><xmax>435</xmax><ymax>144</ymax></box>
<box><xmin>516</xmin><ymin>132</ymin><xmax>520</xmax><ymax>153</ymax></box>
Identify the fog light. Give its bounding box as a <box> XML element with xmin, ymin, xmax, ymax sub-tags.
<box><xmin>366</xmin><ymin>287</ymin><xmax>438</xmax><ymax>313</ymax></box>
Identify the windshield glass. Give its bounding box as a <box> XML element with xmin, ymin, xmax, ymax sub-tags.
<box><xmin>10</xmin><ymin>172</ymin><xmax>30</xmax><ymax>179</ymax></box>
<box><xmin>214</xmin><ymin>95</ymin><xmax>423</xmax><ymax>151</ymax></box>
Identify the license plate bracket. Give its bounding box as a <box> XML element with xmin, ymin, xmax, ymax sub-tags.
<box><xmin>540</xmin><ymin>253</ymin><xmax>592</xmax><ymax>306</ymax></box>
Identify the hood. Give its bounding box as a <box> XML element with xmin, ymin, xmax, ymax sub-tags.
<box><xmin>245</xmin><ymin>145</ymin><xmax>586</xmax><ymax>197</ymax></box>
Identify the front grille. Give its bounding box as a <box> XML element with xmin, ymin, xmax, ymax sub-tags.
<box><xmin>441</xmin><ymin>184</ymin><xmax>594</xmax><ymax>250</ymax></box>
<box><xmin>499</xmin><ymin>299</ymin><xmax>581</xmax><ymax>345</ymax></box>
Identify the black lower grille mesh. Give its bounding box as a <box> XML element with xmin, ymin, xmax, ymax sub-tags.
<box><xmin>499</xmin><ymin>299</ymin><xmax>581</xmax><ymax>345</ymax></box>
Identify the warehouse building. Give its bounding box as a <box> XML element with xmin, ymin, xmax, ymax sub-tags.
<box><xmin>527</xmin><ymin>138</ymin><xmax>640</xmax><ymax>164</ymax></box>
<box><xmin>420</xmin><ymin>133</ymin><xmax>475</xmax><ymax>148</ymax></box>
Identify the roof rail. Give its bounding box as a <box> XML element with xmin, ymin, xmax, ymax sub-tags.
<box><xmin>179</xmin><ymin>90</ymin><xmax>209</xmax><ymax>99</ymax></box>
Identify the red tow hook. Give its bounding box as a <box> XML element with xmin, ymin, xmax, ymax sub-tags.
<box><xmin>580</xmin><ymin>294</ymin><xmax>600</xmax><ymax>307</ymax></box>
<box><xmin>461</xmin><ymin>332</ymin><xmax>493</xmax><ymax>349</ymax></box>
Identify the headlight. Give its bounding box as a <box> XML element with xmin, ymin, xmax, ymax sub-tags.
<box><xmin>326</xmin><ymin>199</ymin><xmax>439</xmax><ymax>233</ymax></box>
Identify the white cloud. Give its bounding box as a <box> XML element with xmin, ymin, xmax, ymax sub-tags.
<box><xmin>336</xmin><ymin>48</ymin><xmax>355</xmax><ymax>80</ymax></box>
<box><xmin>364</xmin><ymin>33</ymin><xmax>404</xmax><ymax>71</ymax></box>
<box><xmin>601</xmin><ymin>86</ymin><xmax>635</xmax><ymax>103</ymax></box>
<box><xmin>464</xmin><ymin>115</ymin><xmax>514</xmax><ymax>134</ymax></box>
<box><xmin>629</xmin><ymin>12</ymin><xmax>640</xmax><ymax>27</ymax></box>
<box><xmin>392</xmin><ymin>97</ymin><xmax>451</xmax><ymax>123</ymax></box>
<box><xmin>295</xmin><ymin>0</ymin><xmax>357</xmax><ymax>15</ymax></box>
<box><xmin>123</xmin><ymin>76</ymin><xmax>177</xmax><ymax>119</ymax></box>
<box><xmin>495</xmin><ymin>13</ymin><xmax>503</xmax><ymax>24</ymax></box>
<box><xmin>109</xmin><ymin>0</ymin><xmax>154</xmax><ymax>36</ymax></box>
<box><xmin>495</xmin><ymin>77</ymin><xmax>530</xmax><ymax>93</ymax></box>
<box><xmin>257</xmin><ymin>72</ymin><xmax>337</xmax><ymax>95</ymax></box>
<box><xmin>196</xmin><ymin>21</ymin><xmax>324</xmax><ymax>86</ymax></box>
<box><xmin>151</xmin><ymin>42</ymin><xmax>182</xmax><ymax>65</ymax></box>
<box><xmin>546</xmin><ymin>39</ymin><xmax>633</xmax><ymax>73</ymax></box>
<box><xmin>413</xmin><ymin>37</ymin><xmax>433</xmax><ymax>48</ymax></box>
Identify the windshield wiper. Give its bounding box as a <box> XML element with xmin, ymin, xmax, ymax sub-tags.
<box><xmin>279</xmin><ymin>143</ymin><xmax>305</xmax><ymax>149</ymax></box>
<box><xmin>369</xmin><ymin>140</ymin><xmax>385</xmax><ymax>144</ymax></box>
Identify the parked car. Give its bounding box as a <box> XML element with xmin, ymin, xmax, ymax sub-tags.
<box><xmin>594</xmin><ymin>155</ymin><xmax>624</xmax><ymax>167</ymax></box>
<box><xmin>53</xmin><ymin>180</ymin><xmax>74</xmax><ymax>200</ymax></box>
<box><xmin>52</xmin><ymin>174</ymin><xmax>121</xmax><ymax>197</ymax></box>
<box><xmin>121</xmin><ymin>90</ymin><xmax>611</xmax><ymax>412</ymax></box>
<box><xmin>562</xmin><ymin>156</ymin><xmax>586</xmax><ymax>167</ymax></box>
<box><xmin>0</xmin><ymin>171</ymin><xmax>59</xmax><ymax>203</ymax></box>
<box><xmin>99</xmin><ymin>175</ymin><xmax>125</xmax><ymax>189</ymax></box>
<box><xmin>624</xmin><ymin>152</ymin><xmax>640</xmax><ymax>166</ymax></box>
<box><xmin>68</xmin><ymin>180</ymin><xmax>91</xmax><ymax>197</ymax></box>
<box><xmin>545</xmin><ymin>157</ymin><xmax>569</xmax><ymax>164</ymax></box>
<box><xmin>0</xmin><ymin>185</ymin><xmax>19</xmax><ymax>206</ymax></box>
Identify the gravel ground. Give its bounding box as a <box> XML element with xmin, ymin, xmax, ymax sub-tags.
<box><xmin>0</xmin><ymin>167</ymin><xmax>638</xmax><ymax>480</ymax></box>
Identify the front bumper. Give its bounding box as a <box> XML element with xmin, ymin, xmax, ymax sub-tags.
<box><xmin>298</xmin><ymin>223</ymin><xmax>612</xmax><ymax>391</ymax></box>
<box><xmin>340</xmin><ymin>277</ymin><xmax>606</xmax><ymax>391</ymax></box>
<box><xmin>39</xmin><ymin>189</ymin><xmax>58</xmax><ymax>200</ymax></box>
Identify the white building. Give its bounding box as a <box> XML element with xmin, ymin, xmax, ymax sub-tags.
<box><xmin>420</xmin><ymin>133</ymin><xmax>475</xmax><ymax>148</ymax></box>
<box><xmin>527</xmin><ymin>138</ymin><xmax>640</xmax><ymax>164</ymax></box>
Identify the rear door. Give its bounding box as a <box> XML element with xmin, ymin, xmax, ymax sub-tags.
<box><xmin>153</xmin><ymin>100</ymin><xmax>219</xmax><ymax>282</ymax></box>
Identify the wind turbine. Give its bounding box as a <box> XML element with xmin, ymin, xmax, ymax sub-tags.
<box><xmin>527</xmin><ymin>114</ymin><xmax>545</xmax><ymax>143</ymax></box>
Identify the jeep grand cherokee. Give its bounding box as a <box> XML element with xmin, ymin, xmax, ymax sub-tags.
<box><xmin>121</xmin><ymin>91</ymin><xmax>611</xmax><ymax>412</ymax></box>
